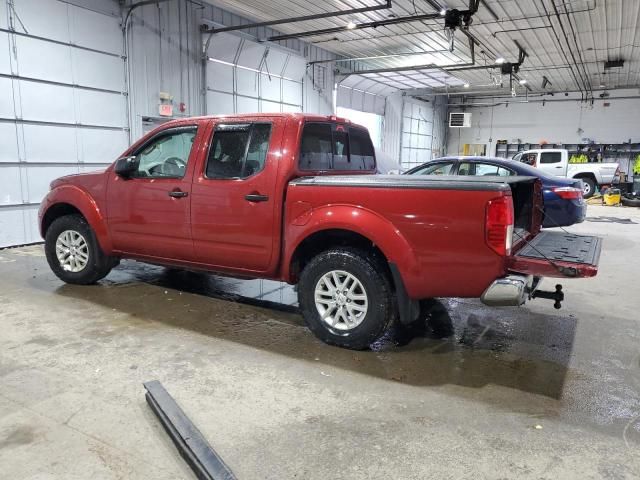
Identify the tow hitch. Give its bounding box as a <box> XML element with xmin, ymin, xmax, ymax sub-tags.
<box><xmin>532</xmin><ymin>284</ymin><xmax>564</xmax><ymax>309</ymax></box>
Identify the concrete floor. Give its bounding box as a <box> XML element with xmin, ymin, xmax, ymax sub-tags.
<box><xmin>1</xmin><ymin>204</ymin><xmax>639</xmax><ymax>479</ymax></box>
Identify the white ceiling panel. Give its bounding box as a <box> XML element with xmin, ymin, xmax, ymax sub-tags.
<box><xmin>204</xmin><ymin>0</ymin><xmax>640</xmax><ymax>97</ymax></box>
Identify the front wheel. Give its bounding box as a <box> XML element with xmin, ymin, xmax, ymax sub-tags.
<box><xmin>45</xmin><ymin>214</ymin><xmax>116</xmax><ymax>285</ymax></box>
<box><xmin>298</xmin><ymin>248</ymin><xmax>395</xmax><ymax>349</ymax></box>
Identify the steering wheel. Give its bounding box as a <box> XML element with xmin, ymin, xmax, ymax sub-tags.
<box><xmin>160</xmin><ymin>157</ymin><xmax>186</xmax><ymax>176</ymax></box>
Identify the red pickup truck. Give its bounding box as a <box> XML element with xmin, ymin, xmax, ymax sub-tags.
<box><xmin>39</xmin><ymin>113</ymin><xmax>602</xmax><ymax>349</ymax></box>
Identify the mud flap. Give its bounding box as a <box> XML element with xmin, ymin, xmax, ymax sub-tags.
<box><xmin>389</xmin><ymin>263</ymin><xmax>420</xmax><ymax>325</ymax></box>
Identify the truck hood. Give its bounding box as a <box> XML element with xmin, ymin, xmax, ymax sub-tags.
<box><xmin>49</xmin><ymin>169</ymin><xmax>110</xmax><ymax>200</ymax></box>
<box><xmin>50</xmin><ymin>169</ymin><xmax>109</xmax><ymax>190</ymax></box>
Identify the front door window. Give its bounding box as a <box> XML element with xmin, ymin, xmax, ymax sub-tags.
<box><xmin>133</xmin><ymin>128</ymin><xmax>196</xmax><ymax>178</ymax></box>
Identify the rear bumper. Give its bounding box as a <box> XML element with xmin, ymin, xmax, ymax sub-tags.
<box><xmin>481</xmin><ymin>274</ymin><xmax>538</xmax><ymax>307</ymax></box>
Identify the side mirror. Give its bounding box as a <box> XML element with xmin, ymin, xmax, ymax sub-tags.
<box><xmin>114</xmin><ymin>156</ymin><xmax>138</xmax><ymax>178</ymax></box>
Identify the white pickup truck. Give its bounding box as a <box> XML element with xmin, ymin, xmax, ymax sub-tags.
<box><xmin>513</xmin><ymin>149</ymin><xmax>620</xmax><ymax>198</ymax></box>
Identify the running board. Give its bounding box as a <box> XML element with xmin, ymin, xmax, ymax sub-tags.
<box><xmin>143</xmin><ymin>380</ymin><xmax>237</xmax><ymax>480</ymax></box>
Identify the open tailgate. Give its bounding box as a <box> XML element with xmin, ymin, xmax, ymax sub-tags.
<box><xmin>508</xmin><ymin>231</ymin><xmax>602</xmax><ymax>278</ymax></box>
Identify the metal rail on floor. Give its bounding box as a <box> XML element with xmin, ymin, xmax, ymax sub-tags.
<box><xmin>143</xmin><ymin>380</ymin><xmax>237</xmax><ymax>480</ymax></box>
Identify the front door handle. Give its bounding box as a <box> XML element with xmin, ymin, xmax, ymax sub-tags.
<box><xmin>245</xmin><ymin>193</ymin><xmax>269</xmax><ymax>203</ymax></box>
<box><xmin>168</xmin><ymin>190</ymin><xmax>189</xmax><ymax>198</ymax></box>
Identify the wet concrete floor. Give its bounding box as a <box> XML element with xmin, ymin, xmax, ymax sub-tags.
<box><xmin>0</xmin><ymin>204</ymin><xmax>639</xmax><ymax>479</ymax></box>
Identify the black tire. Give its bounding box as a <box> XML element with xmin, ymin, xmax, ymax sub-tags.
<box><xmin>298</xmin><ymin>247</ymin><xmax>396</xmax><ymax>349</ymax></box>
<box><xmin>621</xmin><ymin>196</ymin><xmax>640</xmax><ymax>208</ymax></box>
<box><xmin>580</xmin><ymin>177</ymin><xmax>596</xmax><ymax>199</ymax></box>
<box><xmin>44</xmin><ymin>214</ymin><xmax>115</xmax><ymax>285</ymax></box>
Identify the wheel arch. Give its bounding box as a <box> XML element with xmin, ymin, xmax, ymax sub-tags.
<box><xmin>40</xmin><ymin>185</ymin><xmax>112</xmax><ymax>252</ymax></box>
<box><xmin>284</xmin><ymin>205</ymin><xmax>420</xmax><ymax>292</ymax></box>
<box><xmin>288</xmin><ymin>229</ymin><xmax>392</xmax><ymax>284</ymax></box>
<box><xmin>573</xmin><ymin>172</ymin><xmax>597</xmax><ymax>183</ymax></box>
<box><xmin>41</xmin><ymin>203</ymin><xmax>85</xmax><ymax>237</ymax></box>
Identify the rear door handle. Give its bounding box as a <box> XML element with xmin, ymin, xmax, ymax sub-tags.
<box><xmin>168</xmin><ymin>190</ymin><xmax>189</xmax><ymax>198</ymax></box>
<box><xmin>245</xmin><ymin>193</ymin><xmax>269</xmax><ymax>203</ymax></box>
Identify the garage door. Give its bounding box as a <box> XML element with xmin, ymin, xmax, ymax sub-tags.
<box><xmin>401</xmin><ymin>101</ymin><xmax>436</xmax><ymax>170</ymax></box>
<box><xmin>205</xmin><ymin>32</ymin><xmax>305</xmax><ymax>114</ymax></box>
<box><xmin>0</xmin><ymin>0</ymin><xmax>128</xmax><ymax>247</ymax></box>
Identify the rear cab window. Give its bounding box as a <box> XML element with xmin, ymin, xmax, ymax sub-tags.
<box><xmin>540</xmin><ymin>152</ymin><xmax>562</xmax><ymax>164</ymax></box>
<box><xmin>299</xmin><ymin>122</ymin><xmax>375</xmax><ymax>172</ymax></box>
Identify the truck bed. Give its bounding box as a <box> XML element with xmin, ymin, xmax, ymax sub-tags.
<box><xmin>286</xmin><ymin>174</ymin><xmax>543</xmax><ymax>299</ymax></box>
<box><xmin>291</xmin><ymin>174</ymin><xmax>532</xmax><ymax>191</ymax></box>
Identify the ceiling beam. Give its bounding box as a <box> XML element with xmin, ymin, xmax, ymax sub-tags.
<box><xmin>201</xmin><ymin>0</ymin><xmax>392</xmax><ymax>34</ymax></box>
<box><xmin>263</xmin><ymin>11</ymin><xmax>442</xmax><ymax>42</ymax></box>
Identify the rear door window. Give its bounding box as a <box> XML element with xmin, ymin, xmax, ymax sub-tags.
<box><xmin>540</xmin><ymin>152</ymin><xmax>562</xmax><ymax>164</ymax></box>
<box><xmin>459</xmin><ymin>162</ymin><xmax>514</xmax><ymax>176</ymax></box>
<box><xmin>299</xmin><ymin>122</ymin><xmax>375</xmax><ymax>171</ymax></box>
<box><xmin>206</xmin><ymin>123</ymin><xmax>272</xmax><ymax>179</ymax></box>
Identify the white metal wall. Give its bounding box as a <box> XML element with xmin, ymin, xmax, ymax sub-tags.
<box><xmin>127</xmin><ymin>0</ymin><xmax>203</xmax><ymax>141</ymax></box>
<box><xmin>205</xmin><ymin>32</ymin><xmax>306</xmax><ymax>115</ymax></box>
<box><xmin>447</xmin><ymin>89</ymin><xmax>640</xmax><ymax>157</ymax></box>
<box><xmin>337</xmin><ymin>84</ymin><xmax>386</xmax><ymax>116</ymax></box>
<box><xmin>0</xmin><ymin>0</ymin><xmax>127</xmax><ymax>247</ymax></box>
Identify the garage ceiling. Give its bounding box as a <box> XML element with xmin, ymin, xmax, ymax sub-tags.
<box><xmin>204</xmin><ymin>0</ymin><xmax>640</xmax><ymax>98</ymax></box>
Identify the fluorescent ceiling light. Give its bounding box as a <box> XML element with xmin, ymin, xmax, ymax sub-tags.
<box><xmin>495</xmin><ymin>57</ymin><xmax>506</xmax><ymax>64</ymax></box>
<box><xmin>463</xmin><ymin>83</ymin><xmax>470</xmax><ymax>88</ymax></box>
<box><xmin>346</xmin><ymin>21</ymin><xmax>356</xmax><ymax>29</ymax></box>
<box><xmin>519</xmin><ymin>79</ymin><xmax>527</xmax><ymax>85</ymax></box>
<box><xmin>440</xmin><ymin>9</ymin><xmax>447</xmax><ymax>16</ymax></box>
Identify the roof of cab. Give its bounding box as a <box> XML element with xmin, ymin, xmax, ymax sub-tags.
<box><xmin>159</xmin><ymin>112</ymin><xmax>361</xmax><ymax>128</ymax></box>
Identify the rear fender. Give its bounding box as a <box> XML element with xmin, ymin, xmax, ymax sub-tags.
<box><xmin>40</xmin><ymin>185</ymin><xmax>112</xmax><ymax>252</ymax></box>
<box><xmin>284</xmin><ymin>204</ymin><xmax>420</xmax><ymax>291</ymax></box>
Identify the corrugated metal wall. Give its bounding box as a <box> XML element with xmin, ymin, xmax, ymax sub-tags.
<box><xmin>430</xmin><ymin>95</ymin><xmax>449</xmax><ymax>158</ymax></box>
<box><xmin>381</xmin><ymin>92</ymin><xmax>403</xmax><ymax>166</ymax></box>
<box><xmin>126</xmin><ymin>1</ymin><xmax>335</xmax><ymax>140</ymax></box>
<box><xmin>126</xmin><ymin>0</ymin><xmax>203</xmax><ymax>141</ymax></box>
<box><xmin>204</xmin><ymin>31</ymin><xmax>306</xmax><ymax>114</ymax></box>
<box><xmin>381</xmin><ymin>93</ymin><xmax>448</xmax><ymax>171</ymax></box>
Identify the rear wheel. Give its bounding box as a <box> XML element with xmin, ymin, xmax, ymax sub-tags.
<box><xmin>45</xmin><ymin>214</ymin><xmax>116</xmax><ymax>284</ymax></box>
<box><xmin>580</xmin><ymin>177</ymin><xmax>596</xmax><ymax>199</ymax></box>
<box><xmin>298</xmin><ymin>247</ymin><xmax>395</xmax><ymax>349</ymax></box>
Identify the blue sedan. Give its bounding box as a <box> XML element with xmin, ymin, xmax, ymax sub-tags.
<box><xmin>404</xmin><ymin>156</ymin><xmax>586</xmax><ymax>228</ymax></box>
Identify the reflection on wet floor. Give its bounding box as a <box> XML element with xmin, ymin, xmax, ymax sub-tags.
<box><xmin>5</xmin><ymin>246</ymin><xmax>636</xmax><ymax>444</ymax></box>
<box><xmin>80</xmin><ymin>260</ymin><xmax>579</xmax><ymax>400</ymax></box>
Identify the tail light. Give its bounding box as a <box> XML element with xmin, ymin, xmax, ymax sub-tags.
<box><xmin>486</xmin><ymin>196</ymin><xmax>514</xmax><ymax>256</ymax></box>
<box><xmin>552</xmin><ymin>186</ymin><xmax>583</xmax><ymax>200</ymax></box>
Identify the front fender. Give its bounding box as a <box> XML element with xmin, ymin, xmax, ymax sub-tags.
<box><xmin>39</xmin><ymin>185</ymin><xmax>112</xmax><ymax>252</ymax></box>
<box><xmin>283</xmin><ymin>204</ymin><xmax>421</xmax><ymax>293</ymax></box>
